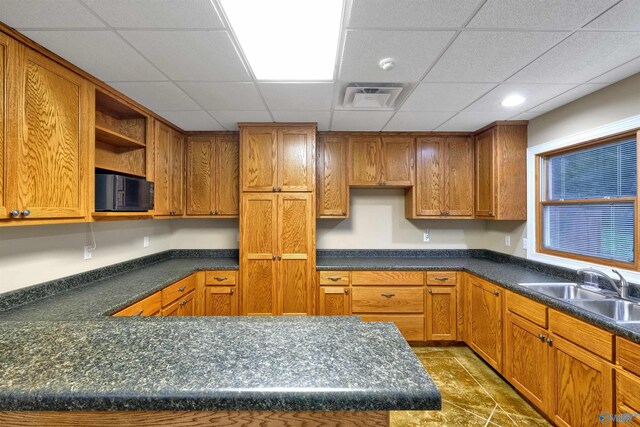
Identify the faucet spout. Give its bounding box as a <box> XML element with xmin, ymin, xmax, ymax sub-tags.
<box><xmin>576</xmin><ymin>268</ymin><xmax>620</xmax><ymax>294</ymax></box>
<box><xmin>611</xmin><ymin>270</ymin><xmax>630</xmax><ymax>299</ymax></box>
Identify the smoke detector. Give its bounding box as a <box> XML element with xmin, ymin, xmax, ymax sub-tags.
<box><xmin>342</xmin><ymin>84</ymin><xmax>404</xmax><ymax>109</ymax></box>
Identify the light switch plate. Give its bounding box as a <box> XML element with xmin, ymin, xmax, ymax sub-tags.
<box><xmin>143</xmin><ymin>236</ymin><xmax>150</xmax><ymax>248</ymax></box>
<box><xmin>84</xmin><ymin>245</ymin><xmax>92</xmax><ymax>260</ymax></box>
<box><xmin>505</xmin><ymin>236</ymin><xmax>511</xmax><ymax>247</ymax></box>
<box><xmin>423</xmin><ymin>230</ymin><xmax>430</xmax><ymax>242</ymax></box>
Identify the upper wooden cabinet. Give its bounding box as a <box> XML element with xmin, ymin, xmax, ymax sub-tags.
<box><xmin>240</xmin><ymin>124</ymin><xmax>315</xmax><ymax>192</ymax></box>
<box><xmin>349</xmin><ymin>135</ymin><xmax>414</xmax><ymax>187</ymax></box>
<box><xmin>474</xmin><ymin>122</ymin><xmax>527</xmax><ymax>220</ymax></box>
<box><xmin>317</xmin><ymin>134</ymin><xmax>349</xmax><ymax>218</ymax></box>
<box><xmin>6</xmin><ymin>42</ymin><xmax>90</xmax><ymax>221</ymax></box>
<box><xmin>406</xmin><ymin>135</ymin><xmax>473</xmax><ymax>218</ymax></box>
<box><xmin>154</xmin><ymin>120</ymin><xmax>184</xmax><ymax>217</ymax></box>
<box><xmin>186</xmin><ymin>134</ymin><xmax>239</xmax><ymax>217</ymax></box>
<box><xmin>0</xmin><ymin>33</ymin><xmax>8</xmax><ymax>221</ymax></box>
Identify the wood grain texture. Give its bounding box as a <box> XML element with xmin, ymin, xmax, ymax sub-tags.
<box><xmin>426</xmin><ymin>271</ymin><xmax>457</xmax><ymax>285</ymax></box>
<box><xmin>113</xmin><ymin>292</ymin><xmax>161</xmax><ymax>317</ymax></box>
<box><xmin>616</xmin><ymin>369</ymin><xmax>640</xmax><ymax>425</ymax></box>
<box><xmin>319</xmin><ymin>286</ymin><xmax>350</xmax><ymax>315</ymax></box>
<box><xmin>474</xmin><ymin>127</ymin><xmax>495</xmax><ymax>218</ymax></box>
<box><xmin>348</xmin><ymin>135</ymin><xmax>381</xmax><ymax>186</ymax></box>
<box><xmin>0</xmin><ymin>34</ymin><xmax>8</xmax><ymax>219</ymax></box>
<box><xmin>445</xmin><ymin>136</ymin><xmax>473</xmax><ymax>216</ymax></box>
<box><xmin>215</xmin><ymin>135</ymin><xmax>239</xmax><ymax>215</ymax></box>
<box><xmin>317</xmin><ymin>134</ymin><xmax>348</xmax><ymax>217</ymax></box>
<box><xmin>359</xmin><ymin>314</ymin><xmax>425</xmax><ymax>341</ymax></box>
<box><xmin>495</xmin><ymin>124</ymin><xmax>527</xmax><ymax>220</ymax></box>
<box><xmin>549</xmin><ymin>309</ymin><xmax>613</xmax><ymax>362</ymax></box>
<box><xmin>504</xmin><ymin>312</ymin><xmax>549</xmax><ymax>413</ymax></box>
<box><xmin>467</xmin><ymin>275</ymin><xmax>503</xmax><ymax>372</ymax></box>
<box><xmin>351</xmin><ymin>271</ymin><xmax>424</xmax><ymax>286</ymax></box>
<box><xmin>426</xmin><ymin>285</ymin><xmax>456</xmax><ymax>341</ymax></box>
<box><xmin>153</xmin><ymin>120</ymin><xmax>172</xmax><ymax>215</ymax></box>
<box><xmin>161</xmin><ymin>274</ymin><xmax>196</xmax><ymax>307</ymax></box>
<box><xmin>177</xmin><ymin>290</ymin><xmax>195</xmax><ymax>316</ymax></box>
<box><xmin>506</xmin><ymin>291</ymin><xmax>548</xmax><ymax>328</ymax></box>
<box><xmin>319</xmin><ymin>271</ymin><xmax>351</xmax><ymax>285</ymax></box>
<box><xmin>351</xmin><ymin>287</ymin><xmax>424</xmax><ymax>314</ymax></box>
<box><xmin>186</xmin><ymin>136</ymin><xmax>214</xmax><ymax>215</ymax></box>
<box><xmin>617</xmin><ymin>337</ymin><xmax>640</xmax><ymax>378</ymax></box>
<box><xmin>277</xmin><ymin>126</ymin><xmax>315</xmax><ymax>192</ymax></box>
<box><xmin>241</xmin><ymin>126</ymin><xmax>277</xmax><ymax>192</ymax></box>
<box><xmin>170</xmin><ymin>130</ymin><xmax>184</xmax><ymax>215</ymax></box>
<box><xmin>94</xmin><ymin>142</ymin><xmax>146</xmax><ymax>177</ymax></box>
<box><xmin>205</xmin><ymin>286</ymin><xmax>237</xmax><ymax>316</ymax></box>
<box><xmin>0</xmin><ymin>410</ymin><xmax>389</xmax><ymax>426</ymax></box>
<box><xmin>415</xmin><ymin>136</ymin><xmax>442</xmax><ymax>216</ymax></box>
<box><xmin>380</xmin><ymin>136</ymin><xmax>414</xmax><ymax>187</ymax></box>
<box><xmin>204</xmin><ymin>270</ymin><xmax>237</xmax><ymax>285</ymax></box>
<box><xmin>8</xmin><ymin>44</ymin><xmax>89</xmax><ymax>219</ymax></box>
<box><xmin>550</xmin><ymin>334</ymin><xmax>613</xmax><ymax>427</ymax></box>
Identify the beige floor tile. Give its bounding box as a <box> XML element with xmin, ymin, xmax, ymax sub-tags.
<box><xmin>391</xmin><ymin>401</ymin><xmax>488</xmax><ymax>426</ymax></box>
<box><xmin>412</xmin><ymin>345</ymin><xmax>470</xmax><ymax>358</ymax></box>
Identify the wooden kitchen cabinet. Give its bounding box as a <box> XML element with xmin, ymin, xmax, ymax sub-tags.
<box><xmin>615</xmin><ymin>369</ymin><xmax>640</xmax><ymax>426</ymax></box>
<box><xmin>317</xmin><ymin>134</ymin><xmax>349</xmax><ymax>218</ymax></box>
<box><xmin>319</xmin><ymin>286</ymin><xmax>350</xmax><ymax>316</ymax></box>
<box><xmin>162</xmin><ymin>290</ymin><xmax>195</xmax><ymax>316</ymax></box>
<box><xmin>241</xmin><ymin>192</ymin><xmax>314</xmax><ymax>316</ymax></box>
<box><xmin>0</xmin><ymin>33</ymin><xmax>8</xmax><ymax>221</ymax></box>
<box><xmin>6</xmin><ymin>41</ymin><xmax>90</xmax><ymax>221</ymax></box>
<box><xmin>426</xmin><ymin>286</ymin><xmax>457</xmax><ymax>341</ymax></box>
<box><xmin>241</xmin><ymin>124</ymin><xmax>315</xmax><ymax>192</ymax></box>
<box><xmin>406</xmin><ymin>136</ymin><xmax>473</xmax><ymax>218</ymax></box>
<box><xmin>113</xmin><ymin>292</ymin><xmax>161</xmax><ymax>317</ymax></box>
<box><xmin>186</xmin><ymin>134</ymin><xmax>239</xmax><ymax>217</ymax></box>
<box><xmin>348</xmin><ymin>135</ymin><xmax>414</xmax><ymax>187</ymax></box>
<box><xmin>467</xmin><ymin>275</ymin><xmax>503</xmax><ymax>372</ymax></box>
<box><xmin>204</xmin><ymin>286</ymin><xmax>237</xmax><ymax>316</ymax></box>
<box><xmin>474</xmin><ymin>122</ymin><xmax>527</xmax><ymax>220</ymax></box>
<box><xmin>154</xmin><ymin>120</ymin><xmax>184</xmax><ymax>217</ymax></box>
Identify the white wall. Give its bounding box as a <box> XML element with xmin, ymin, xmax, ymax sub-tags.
<box><xmin>170</xmin><ymin>219</ymin><xmax>238</xmax><ymax>249</ymax></box>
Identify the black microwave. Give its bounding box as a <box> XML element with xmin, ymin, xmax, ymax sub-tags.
<box><xmin>95</xmin><ymin>174</ymin><xmax>154</xmax><ymax>212</ymax></box>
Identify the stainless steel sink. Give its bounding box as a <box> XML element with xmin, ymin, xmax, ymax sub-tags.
<box><xmin>519</xmin><ymin>283</ymin><xmax>608</xmax><ymax>300</ymax></box>
<box><xmin>570</xmin><ymin>300</ymin><xmax>640</xmax><ymax>323</ymax></box>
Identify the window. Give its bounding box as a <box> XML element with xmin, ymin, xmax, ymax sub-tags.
<box><xmin>537</xmin><ymin>132</ymin><xmax>638</xmax><ymax>268</ymax></box>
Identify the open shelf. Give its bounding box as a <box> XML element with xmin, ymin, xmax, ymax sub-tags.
<box><xmin>95</xmin><ymin>160</ymin><xmax>146</xmax><ymax>178</ymax></box>
<box><xmin>92</xmin><ymin>212</ymin><xmax>154</xmax><ymax>221</ymax></box>
<box><xmin>96</xmin><ymin>125</ymin><xmax>146</xmax><ymax>149</ymax></box>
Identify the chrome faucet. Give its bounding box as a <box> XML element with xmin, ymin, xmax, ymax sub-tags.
<box><xmin>577</xmin><ymin>268</ymin><xmax>630</xmax><ymax>299</ymax></box>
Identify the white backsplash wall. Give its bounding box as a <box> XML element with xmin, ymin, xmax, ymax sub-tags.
<box><xmin>0</xmin><ymin>220</ymin><xmax>172</xmax><ymax>293</ymax></box>
<box><xmin>170</xmin><ymin>218</ymin><xmax>239</xmax><ymax>249</ymax></box>
<box><xmin>317</xmin><ymin>189</ymin><xmax>488</xmax><ymax>249</ymax></box>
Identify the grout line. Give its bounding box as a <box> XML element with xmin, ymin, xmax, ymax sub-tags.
<box><xmin>441</xmin><ymin>398</ymin><xmax>493</xmax><ymax>423</ymax></box>
<box><xmin>453</xmin><ymin>357</ymin><xmax>500</xmax><ymax>406</ymax></box>
<box><xmin>484</xmin><ymin>404</ymin><xmax>499</xmax><ymax>427</ymax></box>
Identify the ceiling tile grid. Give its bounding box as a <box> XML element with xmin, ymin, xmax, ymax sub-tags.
<box><xmin>0</xmin><ymin>0</ymin><xmax>637</xmax><ymax>131</ymax></box>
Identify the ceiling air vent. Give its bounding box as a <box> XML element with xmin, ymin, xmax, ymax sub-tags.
<box><xmin>342</xmin><ymin>84</ymin><xmax>404</xmax><ymax>109</ymax></box>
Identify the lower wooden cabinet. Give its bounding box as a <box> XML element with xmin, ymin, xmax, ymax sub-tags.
<box><xmin>162</xmin><ymin>290</ymin><xmax>195</xmax><ymax>316</ymax></box>
<box><xmin>467</xmin><ymin>275</ymin><xmax>503</xmax><ymax>372</ymax></box>
<box><xmin>426</xmin><ymin>286</ymin><xmax>456</xmax><ymax>341</ymax></box>
<box><xmin>319</xmin><ymin>286</ymin><xmax>350</xmax><ymax>316</ymax></box>
<box><xmin>204</xmin><ymin>286</ymin><xmax>237</xmax><ymax>316</ymax></box>
<box><xmin>359</xmin><ymin>314</ymin><xmax>425</xmax><ymax>341</ymax></box>
<box><xmin>615</xmin><ymin>369</ymin><xmax>640</xmax><ymax>426</ymax></box>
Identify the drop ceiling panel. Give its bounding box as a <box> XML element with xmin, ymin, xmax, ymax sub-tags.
<box><xmin>384</xmin><ymin>111</ymin><xmax>456</xmax><ymax>131</ymax></box>
<box><xmin>400</xmin><ymin>82</ymin><xmax>497</xmax><ymax>112</ymax></box>
<box><xmin>331</xmin><ymin>111</ymin><xmax>394</xmax><ymax>131</ymax></box>
<box><xmin>465</xmin><ymin>83</ymin><xmax>576</xmax><ymax>115</ymax></box>
<box><xmin>348</xmin><ymin>0</ymin><xmax>483</xmax><ymax>29</ymax></box>
<box><xmin>468</xmin><ymin>0</ymin><xmax>617</xmax><ymax>30</ymax></box>
<box><xmin>586</xmin><ymin>0</ymin><xmax>640</xmax><ymax>31</ymax></box>
<box><xmin>338</xmin><ymin>30</ymin><xmax>456</xmax><ymax>83</ymax></box>
<box><xmin>271</xmin><ymin>111</ymin><xmax>331</xmax><ymax>131</ymax></box>
<box><xmin>512</xmin><ymin>111</ymin><xmax>541</xmax><ymax>120</ymax></box>
<box><xmin>0</xmin><ymin>0</ymin><xmax>105</xmax><ymax>29</ymax></box>
<box><xmin>436</xmin><ymin>111</ymin><xmax>513</xmax><ymax>131</ymax></box>
<box><xmin>259</xmin><ymin>83</ymin><xmax>334</xmax><ymax>111</ymax></box>
<box><xmin>178</xmin><ymin>82</ymin><xmax>264</xmax><ymax>110</ymax></box>
<box><xmin>590</xmin><ymin>56</ymin><xmax>640</xmax><ymax>83</ymax></box>
<box><xmin>208</xmin><ymin>111</ymin><xmax>272</xmax><ymax>130</ymax></box>
<box><xmin>156</xmin><ymin>111</ymin><xmax>224</xmax><ymax>131</ymax></box>
<box><xmin>110</xmin><ymin>82</ymin><xmax>201</xmax><ymax>111</ymax></box>
<box><xmin>509</xmin><ymin>32</ymin><xmax>640</xmax><ymax>84</ymax></box>
<box><xmin>83</xmin><ymin>0</ymin><xmax>224</xmax><ymax>29</ymax></box>
<box><xmin>119</xmin><ymin>30</ymin><xmax>250</xmax><ymax>81</ymax></box>
<box><xmin>425</xmin><ymin>31</ymin><xmax>569</xmax><ymax>82</ymax></box>
<box><xmin>528</xmin><ymin>83</ymin><xmax>609</xmax><ymax>113</ymax></box>
<box><xmin>22</xmin><ymin>30</ymin><xmax>165</xmax><ymax>82</ymax></box>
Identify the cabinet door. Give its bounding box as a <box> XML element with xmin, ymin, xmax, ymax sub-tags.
<box><xmin>162</xmin><ymin>300</ymin><xmax>180</xmax><ymax>316</ymax></box>
<box><xmin>0</xmin><ymin>34</ymin><xmax>8</xmax><ymax>219</ymax></box>
<box><xmin>186</xmin><ymin>137</ymin><xmax>215</xmax><ymax>215</ymax></box>
<box><xmin>170</xmin><ymin>130</ymin><xmax>184</xmax><ymax>215</ymax></box>
<box><xmin>205</xmin><ymin>286</ymin><xmax>237</xmax><ymax>316</ymax></box>
<box><xmin>277</xmin><ymin>192</ymin><xmax>314</xmax><ymax>315</ymax></box>
<box><xmin>616</xmin><ymin>369</ymin><xmax>640</xmax><ymax>426</ymax></box>
<box><xmin>381</xmin><ymin>136</ymin><xmax>414</xmax><ymax>186</ymax></box>
<box><xmin>215</xmin><ymin>135</ymin><xmax>239</xmax><ymax>216</ymax></box>
<box><xmin>349</xmin><ymin>136</ymin><xmax>381</xmax><ymax>186</ymax></box>
<box><xmin>504</xmin><ymin>312</ymin><xmax>549</xmax><ymax>413</ymax></box>
<box><xmin>241</xmin><ymin>193</ymin><xmax>277</xmax><ymax>315</ymax></box>
<box><xmin>153</xmin><ymin>121</ymin><xmax>172</xmax><ymax>215</ymax></box>
<box><xmin>9</xmin><ymin>45</ymin><xmax>89</xmax><ymax>219</ymax></box>
<box><xmin>317</xmin><ymin>135</ymin><xmax>348</xmax><ymax>217</ymax></box>
<box><xmin>468</xmin><ymin>276</ymin><xmax>503</xmax><ymax>372</ymax></box>
<box><xmin>426</xmin><ymin>286</ymin><xmax>457</xmax><ymax>341</ymax></box>
<box><xmin>475</xmin><ymin>128</ymin><xmax>495</xmax><ymax>217</ymax></box>
<box><xmin>549</xmin><ymin>335</ymin><xmax>613</xmax><ymax>427</ymax></box>
<box><xmin>241</xmin><ymin>126</ymin><xmax>277</xmax><ymax>192</ymax></box>
<box><xmin>415</xmin><ymin>137</ymin><xmax>444</xmax><ymax>216</ymax></box>
<box><xmin>176</xmin><ymin>291</ymin><xmax>195</xmax><ymax>316</ymax></box>
<box><xmin>445</xmin><ymin>136</ymin><xmax>474</xmax><ymax>216</ymax></box>
<box><xmin>319</xmin><ymin>286</ymin><xmax>350</xmax><ymax>315</ymax></box>
<box><xmin>277</xmin><ymin>127</ymin><xmax>314</xmax><ymax>192</ymax></box>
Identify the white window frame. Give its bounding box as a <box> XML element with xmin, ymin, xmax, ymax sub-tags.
<box><xmin>527</xmin><ymin>114</ymin><xmax>640</xmax><ymax>283</ymax></box>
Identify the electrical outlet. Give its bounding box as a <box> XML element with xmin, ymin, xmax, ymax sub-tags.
<box><xmin>84</xmin><ymin>245</ymin><xmax>93</xmax><ymax>260</ymax></box>
<box><xmin>505</xmin><ymin>236</ymin><xmax>511</xmax><ymax>247</ymax></box>
<box><xmin>143</xmin><ymin>236</ymin><xmax>149</xmax><ymax>248</ymax></box>
<box><xmin>523</xmin><ymin>238</ymin><xmax>528</xmax><ymax>250</ymax></box>
<box><xmin>423</xmin><ymin>230</ymin><xmax>430</xmax><ymax>242</ymax></box>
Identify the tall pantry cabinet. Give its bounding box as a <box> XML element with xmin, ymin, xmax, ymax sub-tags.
<box><xmin>239</xmin><ymin>123</ymin><xmax>316</xmax><ymax>316</ymax></box>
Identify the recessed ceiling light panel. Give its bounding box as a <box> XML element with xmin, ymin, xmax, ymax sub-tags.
<box><xmin>501</xmin><ymin>94</ymin><xmax>526</xmax><ymax>107</ymax></box>
<box><xmin>220</xmin><ymin>0</ymin><xmax>343</xmax><ymax>81</ymax></box>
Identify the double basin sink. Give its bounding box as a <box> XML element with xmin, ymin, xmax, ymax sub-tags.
<box><xmin>519</xmin><ymin>283</ymin><xmax>640</xmax><ymax>324</ymax></box>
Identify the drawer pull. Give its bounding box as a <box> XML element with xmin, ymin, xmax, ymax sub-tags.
<box><xmin>538</xmin><ymin>334</ymin><xmax>545</xmax><ymax>341</ymax></box>
<box><xmin>214</xmin><ymin>277</ymin><xmax>228</xmax><ymax>281</ymax></box>
<box><xmin>327</xmin><ymin>277</ymin><xmax>342</xmax><ymax>281</ymax></box>
<box><xmin>546</xmin><ymin>337</ymin><xmax>553</xmax><ymax>346</ymax></box>
<box><xmin>179</xmin><ymin>300</ymin><xmax>187</xmax><ymax>306</ymax></box>
<box><xmin>381</xmin><ymin>293</ymin><xmax>396</xmax><ymax>298</ymax></box>
<box><xmin>178</xmin><ymin>286</ymin><xmax>186</xmax><ymax>292</ymax></box>
<box><xmin>229</xmin><ymin>289</ymin><xmax>235</xmax><ymax>295</ymax></box>
<box><xmin>133</xmin><ymin>310</ymin><xmax>144</xmax><ymax>316</ymax></box>
<box><xmin>344</xmin><ymin>289</ymin><xmax>349</xmax><ymax>294</ymax></box>
<box><xmin>434</xmin><ymin>277</ymin><xmax>449</xmax><ymax>282</ymax></box>
<box><xmin>493</xmin><ymin>290</ymin><xmax>500</xmax><ymax>296</ymax></box>
<box><xmin>428</xmin><ymin>289</ymin><xmax>433</xmax><ymax>294</ymax></box>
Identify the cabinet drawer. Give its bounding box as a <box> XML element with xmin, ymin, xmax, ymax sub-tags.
<box><xmin>616</xmin><ymin>369</ymin><xmax>640</xmax><ymax>422</ymax></box>
<box><xmin>162</xmin><ymin>274</ymin><xmax>197</xmax><ymax>306</ymax></box>
<box><xmin>359</xmin><ymin>314</ymin><xmax>425</xmax><ymax>341</ymax></box>
<box><xmin>549</xmin><ymin>309</ymin><xmax>614</xmax><ymax>361</ymax></box>
<box><xmin>352</xmin><ymin>287</ymin><xmax>424</xmax><ymax>313</ymax></box>
<box><xmin>618</xmin><ymin>337</ymin><xmax>640</xmax><ymax>377</ymax></box>
<box><xmin>506</xmin><ymin>291</ymin><xmax>547</xmax><ymax>328</ymax></box>
<box><xmin>319</xmin><ymin>271</ymin><xmax>350</xmax><ymax>285</ymax></box>
<box><xmin>205</xmin><ymin>270</ymin><xmax>237</xmax><ymax>285</ymax></box>
<box><xmin>114</xmin><ymin>292</ymin><xmax>161</xmax><ymax>317</ymax></box>
<box><xmin>351</xmin><ymin>271</ymin><xmax>424</xmax><ymax>286</ymax></box>
<box><xmin>426</xmin><ymin>271</ymin><xmax>457</xmax><ymax>285</ymax></box>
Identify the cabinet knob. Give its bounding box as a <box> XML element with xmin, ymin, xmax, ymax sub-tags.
<box><xmin>538</xmin><ymin>334</ymin><xmax>545</xmax><ymax>341</ymax></box>
<box><xmin>428</xmin><ymin>289</ymin><xmax>433</xmax><ymax>294</ymax></box>
<box><xmin>445</xmin><ymin>211</ymin><xmax>449</xmax><ymax>215</ymax></box>
<box><xmin>272</xmin><ymin>186</ymin><xmax>277</xmax><ymax>192</ymax></box>
<box><xmin>215</xmin><ymin>211</ymin><xmax>219</xmax><ymax>215</ymax></box>
<box><xmin>277</xmin><ymin>187</ymin><xmax>282</xmax><ymax>192</ymax></box>
<box><xmin>344</xmin><ymin>289</ymin><xmax>349</xmax><ymax>294</ymax></box>
<box><xmin>230</xmin><ymin>288</ymin><xmax>235</xmax><ymax>295</ymax></box>
<box><xmin>341</xmin><ymin>210</ymin><xmax>347</xmax><ymax>215</ymax></box>
<box><xmin>178</xmin><ymin>286</ymin><xmax>186</xmax><ymax>292</ymax></box>
<box><xmin>179</xmin><ymin>300</ymin><xmax>187</xmax><ymax>306</ymax></box>
<box><xmin>277</xmin><ymin>255</ymin><xmax>282</xmax><ymax>260</ymax></box>
<box><xmin>10</xmin><ymin>210</ymin><xmax>20</xmax><ymax>218</ymax></box>
<box><xmin>22</xmin><ymin>210</ymin><xmax>30</xmax><ymax>217</ymax></box>
<box><xmin>214</xmin><ymin>277</ymin><xmax>227</xmax><ymax>281</ymax></box>
<box><xmin>546</xmin><ymin>337</ymin><xmax>553</xmax><ymax>346</ymax></box>
<box><xmin>488</xmin><ymin>212</ymin><xmax>494</xmax><ymax>216</ymax></box>
<box><xmin>272</xmin><ymin>255</ymin><xmax>276</xmax><ymax>260</ymax></box>
<box><xmin>210</xmin><ymin>211</ymin><xmax>215</xmax><ymax>215</ymax></box>
<box><xmin>381</xmin><ymin>293</ymin><xmax>396</xmax><ymax>298</ymax></box>
<box><xmin>493</xmin><ymin>290</ymin><xmax>500</xmax><ymax>296</ymax></box>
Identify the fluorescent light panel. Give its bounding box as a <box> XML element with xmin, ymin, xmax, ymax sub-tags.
<box><xmin>220</xmin><ymin>0</ymin><xmax>343</xmax><ymax>80</ymax></box>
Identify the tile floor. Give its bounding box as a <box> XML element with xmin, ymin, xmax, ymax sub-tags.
<box><xmin>391</xmin><ymin>345</ymin><xmax>551</xmax><ymax>426</ymax></box>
